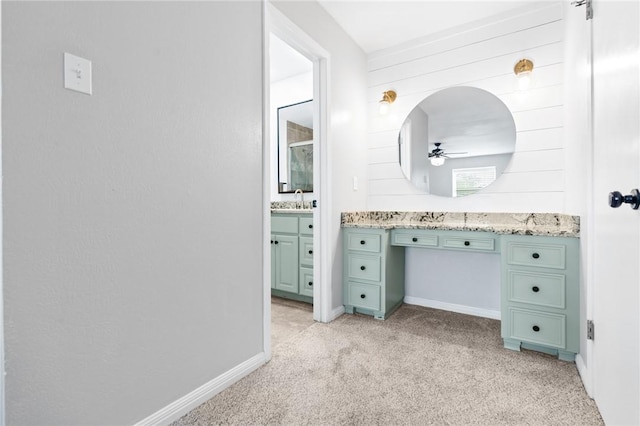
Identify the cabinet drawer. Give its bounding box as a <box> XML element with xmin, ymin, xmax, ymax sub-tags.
<box><xmin>271</xmin><ymin>216</ymin><xmax>298</xmax><ymax>234</ymax></box>
<box><xmin>300</xmin><ymin>236</ymin><xmax>314</xmax><ymax>266</ymax></box>
<box><xmin>300</xmin><ymin>266</ymin><xmax>314</xmax><ymax>297</ymax></box>
<box><xmin>346</xmin><ymin>281</ymin><xmax>381</xmax><ymax>311</ymax></box>
<box><xmin>509</xmin><ymin>308</ymin><xmax>566</xmax><ymax>349</ymax></box>
<box><xmin>507</xmin><ymin>270</ymin><xmax>566</xmax><ymax>309</ymax></box>
<box><xmin>442</xmin><ymin>236</ymin><xmax>495</xmax><ymax>252</ymax></box>
<box><xmin>346</xmin><ymin>232</ymin><xmax>382</xmax><ymax>253</ymax></box>
<box><xmin>506</xmin><ymin>242</ymin><xmax>566</xmax><ymax>270</ymax></box>
<box><xmin>347</xmin><ymin>254</ymin><xmax>381</xmax><ymax>282</ymax></box>
<box><xmin>299</xmin><ymin>217</ymin><xmax>314</xmax><ymax>235</ymax></box>
<box><xmin>392</xmin><ymin>231</ymin><xmax>438</xmax><ymax>248</ymax></box>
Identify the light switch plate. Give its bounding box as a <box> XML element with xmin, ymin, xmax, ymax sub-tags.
<box><xmin>64</xmin><ymin>52</ymin><xmax>92</xmax><ymax>95</ymax></box>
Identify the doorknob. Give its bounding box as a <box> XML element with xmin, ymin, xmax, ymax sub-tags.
<box><xmin>608</xmin><ymin>189</ymin><xmax>640</xmax><ymax>210</ymax></box>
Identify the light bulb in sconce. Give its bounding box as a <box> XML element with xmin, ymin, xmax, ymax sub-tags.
<box><xmin>378</xmin><ymin>90</ymin><xmax>397</xmax><ymax>115</ymax></box>
<box><xmin>430</xmin><ymin>156</ymin><xmax>445</xmax><ymax>167</ymax></box>
<box><xmin>514</xmin><ymin>58</ymin><xmax>534</xmax><ymax>91</ymax></box>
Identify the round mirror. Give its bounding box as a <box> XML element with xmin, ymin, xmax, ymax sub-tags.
<box><xmin>398</xmin><ymin>86</ymin><xmax>516</xmax><ymax>197</ymax></box>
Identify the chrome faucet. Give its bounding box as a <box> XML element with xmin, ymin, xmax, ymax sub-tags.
<box><xmin>294</xmin><ymin>189</ymin><xmax>304</xmax><ymax>209</ymax></box>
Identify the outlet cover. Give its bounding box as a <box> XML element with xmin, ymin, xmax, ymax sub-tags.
<box><xmin>64</xmin><ymin>53</ymin><xmax>92</xmax><ymax>95</ymax></box>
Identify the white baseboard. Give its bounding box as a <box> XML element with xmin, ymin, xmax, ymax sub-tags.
<box><xmin>329</xmin><ymin>305</ymin><xmax>345</xmax><ymax>322</ymax></box>
<box><xmin>575</xmin><ymin>353</ymin><xmax>593</xmax><ymax>397</ymax></box>
<box><xmin>404</xmin><ymin>296</ymin><xmax>501</xmax><ymax>320</ymax></box>
<box><xmin>134</xmin><ymin>352</ymin><xmax>266</xmax><ymax>426</ymax></box>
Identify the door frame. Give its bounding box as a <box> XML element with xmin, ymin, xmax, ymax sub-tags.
<box><xmin>0</xmin><ymin>1</ymin><xmax>5</xmax><ymax>423</ymax></box>
<box><xmin>263</xmin><ymin>3</ymin><xmax>331</xmax><ymax>360</ymax></box>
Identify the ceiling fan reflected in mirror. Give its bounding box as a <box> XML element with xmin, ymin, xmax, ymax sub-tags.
<box><xmin>428</xmin><ymin>142</ymin><xmax>467</xmax><ymax>166</ymax></box>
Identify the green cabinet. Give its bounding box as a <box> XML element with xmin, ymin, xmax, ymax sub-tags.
<box><xmin>501</xmin><ymin>234</ymin><xmax>580</xmax><ymax>361</ymax></box>
<box><xmin>271</xmin><ymin>233</ymin><xmax>298</xmax><ymax>293</ymax></box>
<box><xmin>271</xmin><ymin>212</ymin><xmax>313</xmax><ymax>303</ymax></box>
<box><xmin>341</xmin><ymin>226</ymin><xmax>580</xmax><ymax>361</ymax></box>
<box><xmin>343</xmin><ymin>228</ymin><xmax>405</xmax><ymax>319</ymax></box>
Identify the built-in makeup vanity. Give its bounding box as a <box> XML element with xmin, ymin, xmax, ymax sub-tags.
<box><xmin>341</xmin><ymin>211</ymin><xmax>580</xmax><ymax>361</ymax></box>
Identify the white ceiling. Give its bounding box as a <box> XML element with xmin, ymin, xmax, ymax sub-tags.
<box><xmin>316</xmin><ymin>0</ymin><xmax>531</xmax><ymax>53</ymax></box>
<box><xmin>269</xmin><ymin>1</ymin><xmax>536</xmax><ymax>82</ymax></box>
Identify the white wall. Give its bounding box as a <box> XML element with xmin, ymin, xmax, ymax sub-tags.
<box><xmin>270</xmin><ymin>71</ymin><xmax>314</xmax><ymax>201</ymax></box>
<box><xmin>367</xmin><ymin>3</ymin><xmax>565</xmax><ymax>213</ymax></box>
<box><xmin>2</xmin><ymin>2</ymin><xmax>263</xmax><ymax>424</ymax></box>
<box><xmin>271</xmin><ymin>1</ymin><xmax>368</xmax><ymax>311</ymax></box>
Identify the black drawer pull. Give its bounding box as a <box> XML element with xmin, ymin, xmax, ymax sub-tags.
<box><xmin>308</xmin><ymin>250</ymin><xmax>313</xmax><ymax>254</ymax></box>
<box><xmin>532</xmin><ymin>325</ymin><xmax>540</xmax><ymax>332</ymax></box>
<box><xmin>532</xmin><ymin>253</ymin><xmax>540</xmax><ymax>259</ymax></box>
<box><xmin>412</xmin><ymin>237</ymin><xmax>418</xmax><ymax>242</ymax></box>
<box><xmin>360</xmin><ymin>294</ymin><xmax>366</xmax><ymax>299</ymax></box>
<box><xmin>309</xmin><ymin>282</ymin><xmax>313</xmax><ymax>286</ymax></box>
<box><xmin>532</xmin><ymin>286</ymin><xmax>540</xmax><ymax>293</ymax></box>
<box><xmin>308</xmin><ymin>224</ymin><xmax>313</xmax><ymax>229</ymax></box>
<box><xmin>360</xmin><ymin>266</ymin><xmax>366</xmax><ymax>271</ymax></box>
<box><xmin>274</xmin><ymin>241</ymin><xmax>279</xmax><ymax>245</ymax></box>
<box><xmin>360</xmin><ymin>240</ymin><xmax>365</xmax><ymax>245</ymax></box>
<box><xmin>270</xmin><ymin>240</ymin><xmax>273</xmax><ymax>244</ymax></box>
<box><xmin>464</xmin><ymin>241</ymin><xmax>470</xmax><ymax>246</ymax></box>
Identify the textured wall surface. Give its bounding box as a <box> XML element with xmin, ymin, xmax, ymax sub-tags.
<box><xmin>3</xmin><ymin>2</ymin><xmax>263</xmax><ymax>424</ymax></box>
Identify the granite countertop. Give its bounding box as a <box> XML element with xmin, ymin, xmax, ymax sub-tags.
<box><xmin>271</xmin><ymin>201</ymin><xmax>312</xmax><ymax>214</ymax></box>
<box><xmin>341</xmin><ymin>211</ymin><xmax>580</xmax><ymax>237</ymax></box>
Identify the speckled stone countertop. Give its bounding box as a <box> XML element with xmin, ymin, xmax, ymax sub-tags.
<box><xmin>341</xmin><ymin>211</ymin><xmax>580</xmax><ymax>237</ymax></box>
<box><xmin>271</xmin><ymin>201</ymin><xmax>312</xmax><ymax>214</ymax></box>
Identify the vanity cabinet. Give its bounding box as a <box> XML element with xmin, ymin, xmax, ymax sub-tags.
<box><xmin>501</xmin><ymin>235</ymin><xmax>580</xmax><ymax>361</ymax></box>
<box><xmin>343</xmin><ymin>228</ymin><xmax>405</xmax><ymax>319</ymax></box>
<box><xmin>341</xmin><ymin>225</ymin><xmax>580</xmax><ymax>361</ymax></box>
<box><xmin>271</xmin><ymin>212</ymin><xmax>313</xmax><ymax>303</ymax></box>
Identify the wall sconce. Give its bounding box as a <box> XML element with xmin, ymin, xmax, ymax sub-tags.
<box><xmin>514</xmin><ymin>58</ymin><xmax>534</xmax><ymax>90</ymax></box>
<box><xmin>430</xmin><ymin>156</ymin><xmax>445</xmax><ymax>167</ymax></box>
<box><xmin>378</xmin><ymin>90</ymin><xmax>397</xmax><ymax>115</ymax></box>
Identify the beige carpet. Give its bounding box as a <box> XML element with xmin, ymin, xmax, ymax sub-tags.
<box><xmin>173</xmin><ymin>304</ymin><xmax>603</xmax><ymax>425</ymax></box>
<box><xmin>270</xmin><ymin>296</ymin><xmax>314</xmax><ymax>348</ymax></box>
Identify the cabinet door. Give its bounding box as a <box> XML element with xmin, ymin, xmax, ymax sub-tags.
<box><xmin>273</xmin><ymin>234</ymin><xmax>299</xmax><ymax>293</ymax></box>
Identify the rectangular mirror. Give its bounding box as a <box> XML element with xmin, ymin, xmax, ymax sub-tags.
<box><xmin>277</xmin><ymin>99</ymin><xmax>313</xmax><ymax>193</ymax></box>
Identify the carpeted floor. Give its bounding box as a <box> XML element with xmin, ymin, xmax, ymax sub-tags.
<box><xmin>270</xmin><ymin>296</ymin><xmax>314</xmax><ymax>348</ymax></box>
<box><xmin>173</xmin><ymin>304</ymin><xmax>603</xmax><ymax>425</ymax></box>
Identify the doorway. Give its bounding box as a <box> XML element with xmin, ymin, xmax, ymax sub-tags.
<box><xmin>264</xmin><ymin>4</ymin><xmax>330</xmax><ymax>359</ymax></box>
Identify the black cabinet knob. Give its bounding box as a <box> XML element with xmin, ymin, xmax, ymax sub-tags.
<box><xmin>609</xmin><ymin>189</ymin><xmax>640</xmax><ymax>210</ymax></box>
<box><xmin>274</xmin><ymin>241</ymin><xmax>279</xmax><ymax>245</ymax></box>
<box><xmin>360</xmin><ymin>240</ymin><xmax>365</xmax><ymax>245</ymax></box>
<box><xmin>360</xmin><ymin>265</ymin><xmax>366</xmax><ymax>270</ymax></box>
<box><xmin>412</xmin><ymin>237</ymin><xmax>418</xmax><ymax>242</ymax></box>
<box><xmin>360</xmin><ymin>294</ymin><xmax>366</xmax><ymax>299</ymax></box>
<box><xmin>532</xmin><ymin>325</ymin><xmax>540</xmax><ymax>332</ymax></box>
<box><xmin>308</xmin><ymin>282</ymin><xmax>313</xmax><ymax>286</ymax></box>
<box><xmin>464</xmin><ymin>241</ymin><xmax>470</xmax><ymax>246</ymax></box>
<box><xmin>308</xmin><ymin>224</ymin><xmax>313</xmax><ymax>229</ymax></box>
<box><xmin>532</xmin><ymin>253</ymin><xmax>540</xmax><ymax>259</ymax></box>
<box><xmin>270</xmin><ymin>240</ymin><xmax>273</xmax><ymax>244</ymax></box>
<box><xmin>532</xmin><ymin>286</ymin><xmax>540</xmax><ymax>293</ymax></box>
<box><xmin>308</xmin><ymin>250</ymin><xmax>313</xmax><ymax>254</ymax></box>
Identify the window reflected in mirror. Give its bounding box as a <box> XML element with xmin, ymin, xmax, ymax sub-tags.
<box><xmin>398</xmin><ymin>86</ymin><xmax>516</xmax><ymax>197</ymax></box>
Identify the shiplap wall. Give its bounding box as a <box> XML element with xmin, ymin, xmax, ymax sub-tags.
<box><xmin>366</xmin><ymin>3</ymin><xmax>566</xmax><ymax>212</ymax></box>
